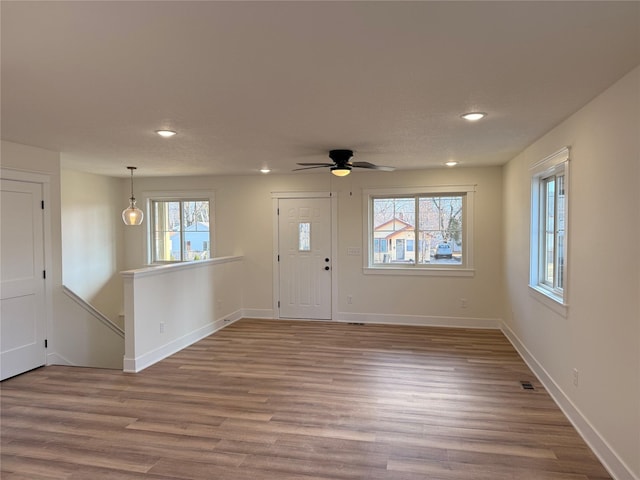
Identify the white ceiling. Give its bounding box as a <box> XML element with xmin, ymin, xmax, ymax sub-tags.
<box><xmin>2</xmin><ymin>1</ymin><xmax>639</xmax><ymax>177</ymax></box>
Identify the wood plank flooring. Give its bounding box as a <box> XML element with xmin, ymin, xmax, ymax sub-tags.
<box><xmin>1</xmin><ymin>319</ymin><xmax>611</xmax><ymax>479</ymax></box>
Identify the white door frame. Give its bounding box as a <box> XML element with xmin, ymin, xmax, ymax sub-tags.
<box><xmin>1</xmin><ymin>167</ymin><xmax>53</xmax><ymax>369</ymax></box>
<box><xmin>272</xmin><ymin>191</ymin><xmax>338</xmax><ymax>320</ymax></box>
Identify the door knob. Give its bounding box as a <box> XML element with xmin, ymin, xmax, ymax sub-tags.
<box><xmin>324</xmin><ymin>266</ymin><xmax>330</xmax><ymax>271</ymax></box>
<box><xmin>325</xmin><ymin>258</ymin><xmax>330</xmax><ymax>262</ymax></box>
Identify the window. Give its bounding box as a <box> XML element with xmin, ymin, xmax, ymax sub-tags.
<box><xmin>530</xmin><ymin>147</ymin><xmax>569</xmax><ymax>308</ymax></box>
<box><xmin>298</xmin><ymin>222</ymin><xmax>311</xmax><ymax>251</ymax></box>
<box><xmin>363</xmin><ymin>186</ymin><xmax>475</xmax><ymax>276</ymax></box>
<box><xmin>151</xmin><ymin>199</ymin><xmax>211</xmax><ymax>262</ymax></box>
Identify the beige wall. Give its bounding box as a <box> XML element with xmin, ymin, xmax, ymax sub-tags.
<box><xmin>128</xmin><ymin>165</ymin><xmax>503</xmax><ymax>325</ymax></box>
<box><xmin>502</xmin><ymin>67</ymin><xmax>639</xmax><ymax>478</ymax></box>
<box><xmin>61</xmin><ymin>170</ymin><xmax>125</xmax><ymax>325</ymax></box>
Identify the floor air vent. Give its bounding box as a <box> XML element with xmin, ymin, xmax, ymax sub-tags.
<box><xmin>520</xmin><ymin>381</ymin><xmax>535</xmax><ymax>390</ymax></box>
<box><xmin>347</xmin><ymin>322</ymin><xmax>365</xmax><ymax>326</ymax></box>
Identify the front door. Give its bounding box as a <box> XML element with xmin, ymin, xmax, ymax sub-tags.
<box><xmin>278</xmin><ymin>197</ymin><xmax>331</xmax><ymax>319</ymax></box>
<box><xmin>1</xmin><ymin>179</ymin><xmax>47</xmax><ymax>380</ymax></box>
<box><xmin>396</xmin><ymin>239</ymin><xmax>405</xmax><ymax>261</ymax></box>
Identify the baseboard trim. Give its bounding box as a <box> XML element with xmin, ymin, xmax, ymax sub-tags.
<box><xmin>335</xmin><ymin>312</ymin><xmax>501</xmax><ymax>329</ymax></box>
<box><xmin>501</xmin><ymin>322</ymin><xmax>638</xmax><ymax>480</ymax></box>
<box><xmin>123</xmin><ymin>309</ymin><xmax>243</xmax><ymax>373</ymax></box>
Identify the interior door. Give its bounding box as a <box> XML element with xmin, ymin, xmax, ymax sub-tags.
<box><xmin>278</xmin><ymin>197</ymin><xmax>331</xmax><ymax>319</ymax></box>
<box><xmin>1</xmin><ymin>179</ymin><xmax>46</xmax><ymax>380</ymax></box>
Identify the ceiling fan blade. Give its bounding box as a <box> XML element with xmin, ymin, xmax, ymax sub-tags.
<box><xmin>296</xmin><ymin>162</ymin><xmax>334</xmax><ymax>166</ymax></box>
<box><xmin>292</xmin><ymin>165</ymin><xmax>328</xmax><ymax>171</ymax></box>
<box><xmin>352</xmin><ymin>161</ymin><xmax>396</xmax><ymax>171</ymax></box>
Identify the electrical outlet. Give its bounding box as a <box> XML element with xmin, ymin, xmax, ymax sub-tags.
<box><xmin>459</xmin><ymin>298</ymin><xmax>468</xmax><ymax>308</ymax></box>
<box><xmin>572</xmin><ymin>368</ymin><xmax>579</xmax><ymax>387</ymax></box>
<box><xmin>347</xmin><ymin>294</ymin><xmax>353</xmax><ymax>304</ymax></box>
<box><xmin>160</xmin><ymin>321</ymin><xmax>165</xmax><ymax>334</ymax></box>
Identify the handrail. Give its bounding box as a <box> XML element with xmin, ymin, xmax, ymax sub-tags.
<box><xmin>62</xmin><ymin>285</ymin><xmax>125</xmax><ymax>338</ymax></box>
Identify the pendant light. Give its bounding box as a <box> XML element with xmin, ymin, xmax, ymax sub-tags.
<box><xmin>122</xmin><ymin>166</ymin><xmax>144</xmax><ymax>225</ymax></box>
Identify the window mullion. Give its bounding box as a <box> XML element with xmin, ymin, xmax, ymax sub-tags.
<box><xmin>539</xmin><ymin>181</ymin><xmax>547</xmax><ymax>286</ymax></box>
<box><xmin>550</xmin><ymin>177</ymin><xmax>557</xmax><ymax>289</ymax></box>
<box><xmin>555</xmin><ymin>174</ymin><xmax>565</xmax><ymax>293</ymax></box>
<box><xmin>413</xmin><ymin>196</ymin><xmax>419</xmax><ymax>266</ymax></box>
<box><xmin>179</xmin><ymin>201</ymin><xmax>185</xmax><ymax>261</ymax></box>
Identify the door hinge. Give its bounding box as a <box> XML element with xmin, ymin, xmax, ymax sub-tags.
<box><xmin>44</xmin><ymin>339</ymin><xmax>48</xmax><ymax>348</ymax></box>
<box><xmin>41</xmin><ymin>200</ymin><xmax>45</xmax><ymax>209</ymax></box>
<box><xmin>277</xmin><ymin>254</ymin><xmax>280</xmax><ymax>262</ymax></box>
<box><xmin>278</xmin><ymin>301</ymin><xmax>280</xmax><ymax>308</ymax></box>
<box><xmin>277</xmin><ymin>208</ymin><xmax>279</xmax><ymax>215</ymax></box>
<box><xmin>43</xmin><ymin>270</ymin><xmax>46</xmax><ymax>279</ymax></box>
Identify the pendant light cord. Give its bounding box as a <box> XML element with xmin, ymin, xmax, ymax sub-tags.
<box><xmin>128</xmin><ymin>166</ymin><xmax>137</xmax><ymax>203</ymax></box>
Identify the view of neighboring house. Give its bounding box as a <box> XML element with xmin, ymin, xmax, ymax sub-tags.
<box><xmin>373</xmin><ymin>217</ymin><xmax>416</xmax><ymax>263</ymax></box>
<box><xmin>373</xmin><ymin>217</ymin><xmax>461</xmax><ymax>264</ymax></box>
<box><xmin>169</xmin><ymin>222</ymin><xmax>210</xmax><ymax>261</ymax></box>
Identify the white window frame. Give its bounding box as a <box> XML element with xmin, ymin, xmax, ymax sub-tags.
<box><xmin>529</xmin><ymin>147</ymin><xmax>569</xmax><ymax>315</ymax></box>
<box><xmin>142</xmin><ymin>190</ymin><xmax>215</xmax><ymax>265</ymax></box>
<box><xmin>363</xmin><ymin>185</ymin><xmax>475</xmax><ymax>277</ymax></box>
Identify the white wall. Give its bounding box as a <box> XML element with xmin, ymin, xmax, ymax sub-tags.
<box><xmin>502</xmin><ymin>67</ymin><xmax>640</xmax><ymax>480</ymax></box>
<box><xmin>61</xmin><ymin>170</ymin><xmax>125</xmax><ymax>326</ymax></box>
<box><xmin>122</xmin><ymin>256</ymin><xmax>243</xmax><ymax>372</ymax></box>
<box><xmin>126</xmin><ymin>166</ymin><xmax>504</xmax><ymax>326</ymax></box>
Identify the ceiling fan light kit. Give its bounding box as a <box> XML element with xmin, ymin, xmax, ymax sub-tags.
<box><xmin>331</xmin><ymin>166</ymin><xmax>352</xmax><ymax>177</ymax></box>
<box><xmin>294</xmin><ymin>149</ymin><xmax>395</xmax><ymax>175</ymax></box>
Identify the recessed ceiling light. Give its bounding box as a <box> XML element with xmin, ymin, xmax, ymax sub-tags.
<box><xmin>260</xmin><ymin>168</ymin><xmax>271</xmax><ymax>174</ymax></box>
<box><xmin>445</xmin><ymin>161</ymin><xmax>459</xmax><ymax>167</ymax></box>
<box><xmin>461</xmin><ymin>112</ymin><xmax>487</xmax><ymax>122</ymax></box>
<box><xmin>155</xmin><ymin>129</ymin><xmax>177</xmax><ymax>138</ymax></box>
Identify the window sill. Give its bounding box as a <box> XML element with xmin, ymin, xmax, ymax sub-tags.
<box><xmin>528</xmin><ymin>284</ymin><xmax>568</xmax><ymax>317</ymax></box>
<box><xmin>364</xmin><ymin>266</ymin><xmax>475</xmax><ymax>277</ymax></box>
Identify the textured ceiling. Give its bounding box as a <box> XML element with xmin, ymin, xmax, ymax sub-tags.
<box><xmin>2</xmin><ymin>1</ymin><xmax>639</xmax><ymax>177</ymax></box>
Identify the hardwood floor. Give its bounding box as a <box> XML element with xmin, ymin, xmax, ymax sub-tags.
<box><xmin>1</xmin><ymin>319</ymin><xmax>611</xmax><ymax>479</ymax></box>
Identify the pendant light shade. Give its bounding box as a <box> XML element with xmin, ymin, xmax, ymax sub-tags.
<box><xmin>122</xmin><ymin>166</ymin><xmax>144</xmax><ymax>226</ymax></box>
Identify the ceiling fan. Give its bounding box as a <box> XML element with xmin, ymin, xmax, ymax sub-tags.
<box><xmin>293</xmin><ymin>149</ymin><xmax>395</xmax><ymax>176</ymax></box>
